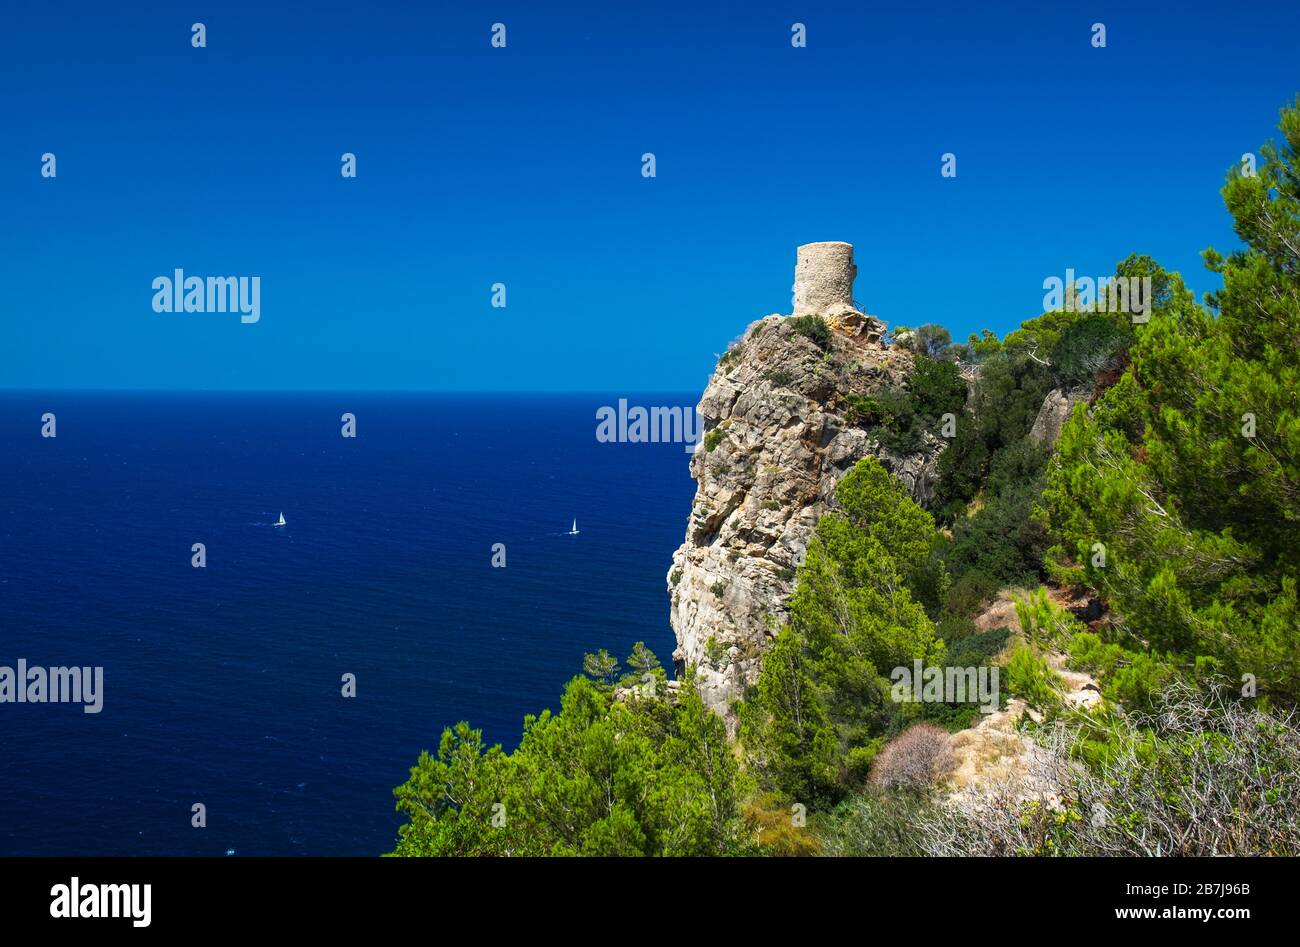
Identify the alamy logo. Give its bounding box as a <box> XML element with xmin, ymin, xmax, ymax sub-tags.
<box><xmin>1042</xmin><ymin>269</ymin><xmax>1152</xmax><ymax>323</ymax></box>
<box><xmin>0</xmin><ymin>659</ymin><xmax>103</xmax><ymax>713</ymax></box>
<box><xmin>152</xmin><ymin>269</ymin><xmax>261</xmax><ymax>324</ymax></box>
<box><xmin>890</xmin><ymin>661</ymin><xmax>1000</xmax><ymax>714</ymax></box>
<box><xmin>596</xmin><ymin>400</ymin><xmax>702</xmax><ymax>453</ymax></box>
<box><xmin>50</xmin><ymin>877</ymin><xmax>151</xmax><ymax>927</ymax></box>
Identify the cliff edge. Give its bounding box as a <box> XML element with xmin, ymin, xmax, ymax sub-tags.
<box><xmin>667</xmin><ymin>242</ymin><xmax>945</xmax><ymax>727</ymax></box>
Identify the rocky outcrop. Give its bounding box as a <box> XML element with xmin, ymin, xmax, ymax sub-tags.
<box><xmin>1028</xmin><ymin>387</ymin><xmax>1088</xmax><ymax>446</ymax></box>
<box><xmin>667</xmin><ymin>245</ymin><xmax>946</xmax><ymax>728</ymax></box>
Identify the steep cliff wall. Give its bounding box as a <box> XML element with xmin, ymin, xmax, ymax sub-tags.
<box><xmin>667</xmin><ymin>271</ymin><xmax>946</xmax><ymax>727</ymax></box>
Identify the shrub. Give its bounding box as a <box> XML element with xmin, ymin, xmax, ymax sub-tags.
<box><xmin>930</xmin><ymin>349</ymin><xmax>1055</xmax><ymax>520</ymax></box>
<box><xmin>1105</xmin><ymin>651</ymin><xmax>1176</xmax><ymax>710</ymax></box>
<box><xmin>942</xmin><ymin>483</ymin><xmax>1049</xmax><ymax>590</ymax></box>
<box><xmin>936</xmin><ymin>613</ymin><xmax>978</xmax><ymax>644</ymax></box>
<box><xmin>704</xmin><ymin>635</ymin><xmax>726</xmax><ymax>664</ymax></box>
<box><xmin>1004</xmin><ymin>644</ymin><xmax>1063</xmax><ymax>711</ymax></box>
<box><xmin>391</xmin><ymin>676</ymin><xmax>756</xmax><ymax>856</ymax></box>
<box><xmin>907</xmin><ymin>356</ymin><xmax>966</xmax><ymax>421</ymax></box>
<box><xmin>848</xmin><ymin>356</ymin><xmax>968</xmax><ymax>455</ymax></box>
<box><xmin>790</xmin><ymin>314</ymin><xmax>833</xmax><ymax>349</ymax></box>
<box><xmin>985</xmin><ymin>439</ymin><xmax>1051</xmax><ymax>497</ymax></box>
<box><xmin>869</xmin><ymin>723</ymin><xmax>953</xmax><ymax>793</ymax></box>
<box><xmin>941</xmin><ymin>568</ymin><xmax>1000</xmax><ymax>620</ymax></box>
<box><xmin>946</xmin><ymin>627</ymin><xmax>1011</xmax><ymax>667</ymax></box>
<box><xmin>1013</xmin><ymin>587</ymin><xmax>1081</xmax><ymax>646</ymax></box>
<box><xmin>747</xmin><ymin>793</ymin><xmax>821</xmax><ymax>856</ymax></box>
<box><xmin>843</xmin><ymin>394</ymin><xmax>884</xmax><ymax>426</ymax></box>
<box><xmin>864</xmin><ymin>388</ymin><xmax>923</xmax><ymax>452</ymax></box>
<box><xmin>1065</xmin><ymin>630</ymin><xmax>1112</xmax><ymax>672</ymax></box>
<box><xmin>844</xmin><ymin>740</ymin><xmax>883</xmax><ymax>784</ymax></box>
<box><xmin>1068</xmin><ymin>632</ymin><xmax>1178</xmax><ymax>710</ymax></box>
<box><xmin>764</xmin><ymin>368</ymin><xmax>795</xmax><ymax>388</ymax></box>
<box><xmin>816</xmin><ymin>790</ymin><xmax>932</xmax><ymax>856</ymax></box>
<box><xmin>716</xmin><ymin>333</ymin><xmax>746</xmax><ymax>369</ymax></box>
<box><xmin>703</xmin><ymin>428</ymin><xmax>724</xmax><ymax>452</ymax></box>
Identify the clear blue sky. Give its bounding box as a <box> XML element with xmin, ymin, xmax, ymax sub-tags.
<box><xmin>2</xmin><ymin>1</ymin><xmax>1297</xmax><ymax>390</ymax></box>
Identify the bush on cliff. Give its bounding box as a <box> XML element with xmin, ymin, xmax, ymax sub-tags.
<box><xmin>790</xmin><ymin>314</ymin><xmax>833</xmax><ymax>349</ymax></box>
<box><xmin>869</xmin><ymin>723</ymin><xmax>953</xmax><ymax>793</ymax></box>
<box><xmin>930</xmin><ymin>348</ymin><xmax>1053</xmax><ymax>522</ymax></box>
<box><xmin>848</xmin><ymin>355</ymin><xmax>967</xmax><ymax>454</ymax></box>
<box><xmin>942</xmin><ymin>478</ymin><xmax>1049</xmax><ymax>593</ymax></box>
<box><xmin>390</xmin><ymin>653</ymin><xmax>755</xmax><ymax>856</ymax></box>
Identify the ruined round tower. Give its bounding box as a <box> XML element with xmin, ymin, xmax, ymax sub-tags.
<box><xmin>792</xmin><ymin>241</ymin><xmax>858</xmax><ymax>316</ymax></box>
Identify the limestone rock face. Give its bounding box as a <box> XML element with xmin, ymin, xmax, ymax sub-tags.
<box><xmin>1028</xmin><ymin>387</ymin><xmax>1088</xmax><ymax>446</ymax></box>
<box><xmin>667</xmin><ymin>305</ymin><xmax>946</xmax><ymax>728</ymax></box>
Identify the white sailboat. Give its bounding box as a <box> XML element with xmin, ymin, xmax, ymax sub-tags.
<box><xmin>567</xmin><ymin>518</ymin><xmax>579</xmax><ymax>535</ymax></box>
<box><xmin>275</xmin><ymin>512</ymin><xmax>286</xmax><ymax>527</ymax></box>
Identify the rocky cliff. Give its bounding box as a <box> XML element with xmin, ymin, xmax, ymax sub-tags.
<box><xmin>667</xmin><ymin>244</ymin><xmax>946</xmax><ymax>728</ymax></box>
<box><xmin>1028</xmin><ymin>386</ymin><xmax>1089</xmax><ymax>446</ymax></box>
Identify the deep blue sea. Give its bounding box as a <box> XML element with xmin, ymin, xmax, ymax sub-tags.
<box><xmin>0</xmin><ymin>392</ymin><xmax>696</xmax><ymax>855</ymax></box>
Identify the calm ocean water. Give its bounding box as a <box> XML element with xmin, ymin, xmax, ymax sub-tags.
<box><xmin>0</xmin><ymin>392</ymin><xmax>696</xmax><ymax>855</ymax></box>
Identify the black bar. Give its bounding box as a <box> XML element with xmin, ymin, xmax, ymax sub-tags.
<box><xmin>0</xmin><ymin>856</ymin><xmax>1282</xmax><ymax>933</ymax></box>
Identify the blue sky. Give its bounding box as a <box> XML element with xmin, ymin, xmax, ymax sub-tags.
<box><xmin>2</xmin><ymin>1</ymin><xmax>1297</xmax><ymax>391</ymax></box>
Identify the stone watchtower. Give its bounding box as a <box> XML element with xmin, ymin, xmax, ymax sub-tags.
<box><xmin>792</xmin><ymin>241</ymin><xmax>858</xmax><ymax>316</ymax></box>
